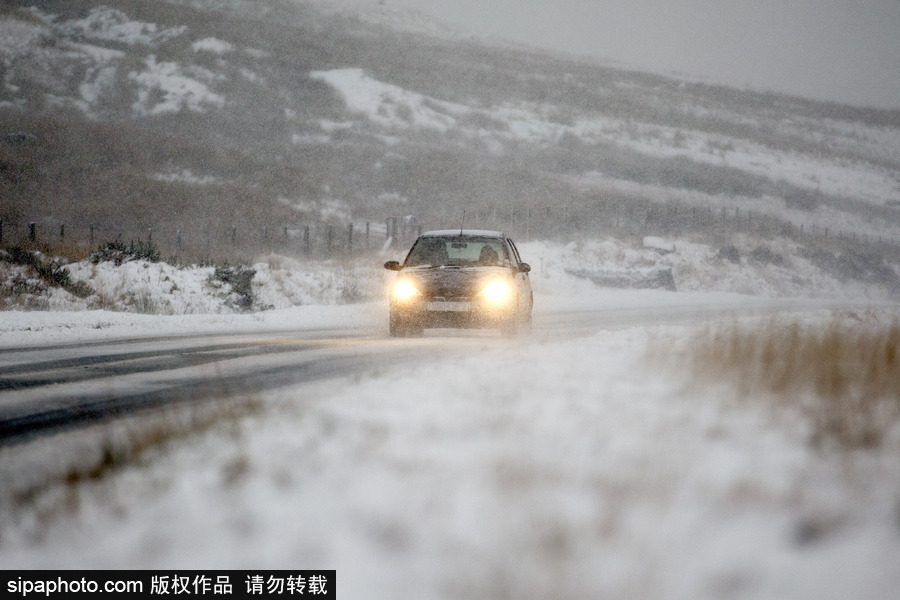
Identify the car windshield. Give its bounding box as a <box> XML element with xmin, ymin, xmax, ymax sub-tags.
<box><xmin>404</xmin><ymin>236</ymin><xmax>509</xmax><ymax>267</ymax></box>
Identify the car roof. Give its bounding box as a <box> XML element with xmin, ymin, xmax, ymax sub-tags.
<box><xmin>419</xmin><ymin>229</ymin><xmax>507</xmax><ymax>239</ymax></box>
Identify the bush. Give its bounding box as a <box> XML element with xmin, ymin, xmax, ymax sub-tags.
<box><xmin>212</xmin><ymin>264</ymin><xmax>255</xmax><ymax>310</ymax></box>
<box><xmin>1</xmin><ymin>247</ymin><xmax>93</xmax><ymax>298</ymax></box>
<box><xmin>799</xmin><ymin>247</ymin><xmax>900</xmax><ymax>292</ymax></box>
<box><xmin>718</xmin><ymin>245</ymin><xmax>741</xmax><ymax>263</ymax></box>
<box><xmin>90</xmin><ymin>240</ymin><xmax>160</xmax><ymax>266</ymax></box>
<box><xmin>749</xmin><ymin>246</ymin><xmax>784</xmax><ymax>266</ymax></box>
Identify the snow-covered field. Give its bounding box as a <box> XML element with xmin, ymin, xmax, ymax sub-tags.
<box><xmin>1</xmin><ymin>263</ymin><xmax>899</xmax><ymax>599</ymax></box>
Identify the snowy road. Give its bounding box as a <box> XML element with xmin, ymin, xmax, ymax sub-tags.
<box><xmin>0</xmin><ymin>332</ymin><xmax>399</xmax><ymax>444</ymax></box>
<box><xmin>0</xmin><ymin>292</ymin><xmax>844</xmax><ymax>447</ymax></box>
<box><xmin>0</xmin><ymin>324</ymin><xmax>514</xmax><ymax>447</ymax></box>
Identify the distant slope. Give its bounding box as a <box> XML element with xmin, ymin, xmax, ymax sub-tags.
<box><xmin>1</xmin><ymin>0</ymin><xmax>899</xmax><ymax>292</ymax></box>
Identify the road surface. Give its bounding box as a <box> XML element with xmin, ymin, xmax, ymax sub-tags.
<box><xmin>0</xmin><ymin>294</ymin><xmax>847</xmax><ymax>448</ymax></box>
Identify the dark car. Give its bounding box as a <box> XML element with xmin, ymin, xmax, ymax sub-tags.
<box><xmin>384</xmin><ymin>230</ymin><xmax>533</xmax><ymax>337</ymax></box>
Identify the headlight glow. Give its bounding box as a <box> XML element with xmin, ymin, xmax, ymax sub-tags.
<box><xmin>480</xmin><ymin>279</ymin><xmax>513</xmax><ymax>305</ymax></box>
<box><xmin>392</xmin><ymin>278</ymin><xmax>420</xmax><ymax>301</ymax></box>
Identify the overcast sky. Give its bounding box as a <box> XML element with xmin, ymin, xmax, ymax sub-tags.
<box><xmin>385</xmin><ymin>0</ymin><xmax>900</xmax><ymax>110</ymax></box>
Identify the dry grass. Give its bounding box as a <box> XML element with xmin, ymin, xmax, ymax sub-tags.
<box><xmin>687</xmin><ymin>314</ymin><xmax>900</xmax><ymax>448</ymax></box>
<box><xmin>0</xmin><ymin>396</ymin><xmax>264</xmax><ymax>537</ymax></box>
<box><xmin>61</xmin><ymin>397</ymin><xmax>262</xmax><ymax>485</ymax></box>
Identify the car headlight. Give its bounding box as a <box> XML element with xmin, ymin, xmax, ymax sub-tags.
<box><xmin>392</xmin><ymin>278</ymin><xmax>420</xmax><ymax>302</ymax></box>
<box><xmin>480</xmin><ymin>279</ymin><xmax>513</xmax><ymax>305</ymax></box>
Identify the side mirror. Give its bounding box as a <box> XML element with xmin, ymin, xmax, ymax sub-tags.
<box><xmin>384</xmin><ymin>260</ymin><xmax>402</xmax><ymax>271</ymax></box>
<box><xmin>518</xmin><ymin>263</ymin><xmax>531</xmax><ymax>273</ymax></box>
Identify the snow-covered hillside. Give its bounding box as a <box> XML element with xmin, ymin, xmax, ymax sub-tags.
<box><xmin>312</xmin><ymin>67</ymin><xmax>900</xmax><ymax>211</ymax></box>
<box><xmin>3</xmin><ymin>0</ymin><xmax>899</xmax><ymax>283</ymax></box>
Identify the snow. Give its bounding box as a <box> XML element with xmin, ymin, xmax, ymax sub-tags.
<box><xmin>59</xmin><ymin>6</ymin><xmax>186</xmax><ymax>47</ymax></box>
<box><xmin>0</xmin><ymin>303</ymin><xmax>375</xmax><ymax>349</ymax></box>
<box><xmin>192</xmin><ymin>37</ymin><xmax>234</xmax><ymax>54</ymax></box>
<box><xmin>643</xmin><ymin>236</ymin><xmax>676</xmax><ymax>253</ymax></box>
<box><xmin>150</xmin><ymin>169</ymin><xmax>221</xmax><ymax>185</ymax></box>
<box><xmin>310</xmin><ymin>68</ymin><xmax>468</xmax><ymax>132</ymax></box>
<box><xmin>0</xmin><ymin>289</ymin><xmax>898</xmax><ymax>599</ymax></box>
<box><xmin>129</xmin><ymin>55</ymin><xmax>224</xmax><ymax>116</ymax></box>
<box><xmin>0</xmin><ymin>16</ymin><xmax>46</xmax><ymax>58</ymax></box>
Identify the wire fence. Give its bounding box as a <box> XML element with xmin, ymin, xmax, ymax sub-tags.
<box><xmin>0</xmin><ymin>217</ymin><xmax>424</xmax><ymax>264</ymax></box>
<box><xmin>449</xmin><ymin>200</ymin><xmax>900</xmax><ymax>257</ymax></box>
<box><xmin>2</xmin><ymin>202</ymin><xmax>898</xmax><ymax>264</ymax></box>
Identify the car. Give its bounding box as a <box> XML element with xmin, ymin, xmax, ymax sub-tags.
<box><xmin>384</xmin><ymin>229</ymin><xmax>533</xmax><ymax>337</ymax></box>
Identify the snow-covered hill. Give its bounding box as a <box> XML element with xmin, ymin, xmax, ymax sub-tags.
<box><xmin>2</xmin><ymin>0</ymin><xmax>900</xmax><ymax>301</ymax></box>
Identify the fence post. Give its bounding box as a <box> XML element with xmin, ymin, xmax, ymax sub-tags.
<box><xmin>0</xmin><ymin>219</ymin><xmax>4</xmax><ymax>245</ymax></box>
<box><xmin>366</xmin><ymin>222</ymin><xmax>370</xmax><ymax>250</ymax></box>
<box><xmin>29</xmin><ymin>222</ymin><xmax>36</xmax><ymax>242</ymax></box>
<box><xmin>90</xmin><ymin>225</ymin><xmax>95</xmax><ymax>246</ymax></box>
<box><xmin>231</xmin><ymin>226</ymin><xmax>237</xmax><ymax>245</ymax></box>
<box><xmin>327</xmin><ymin>225</ymin><xmax>333</xmax><ymax>254</ymax></box>
<box><xmin>304</xmin><ymin>225</ymin><xmax>310</xmax><ymax>254</ymax></box>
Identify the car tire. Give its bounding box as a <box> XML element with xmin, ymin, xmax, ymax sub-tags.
<box><xmin>390</xmin><ymin>313</ymin><xmax>423</xmax><ymax>337</ymax></box>
<box><xmin>523</xmin><ymin>296</ymin><xmax>533</xmax><ymax>331</ymax></box>
<box><xmin>500</xmin><ymin>301</ymin><xmax>519</xmax><ymax>338</ymax></box>
<box><xmin>500</xmin><ymin>319</ymin><xmax>518</xmax><ymax>338</ymax></box>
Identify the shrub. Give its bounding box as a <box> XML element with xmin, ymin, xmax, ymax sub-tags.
<box><xmin>799</xmin><ymin>247</ymin><xmax>900</xmax><ymax>292</ymax></box>
<box><xmin>749</xmin><ymin>246</ymin><xmax>784</xmax><ymax>266</ymax></box>
<box><xmin>718</xmin><ymin>245</ymin><xmax>741</xmax><ymax>263</ymax></box>
<box><xmin>212</xmin><ymin>264</ymin><xmax>256</xmax><ymax>310</ymax></box>
<box><xmin>1</xmin><ymin>247</ymin><xmax>92</xmax><ymax>298</ymax></box>
<box><xmin>90</xmin><ymin>240</ymin><xmax>161</xmax><ymax>266</ymax></box>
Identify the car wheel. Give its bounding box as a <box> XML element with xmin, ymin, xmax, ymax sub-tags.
<box><xmin>523</xmin><ymin>298</ymin><xmax>533</xmax><ymax>331</ymax></box>
<box><xmin>500</xmin><ymin>307</ymin><xmax>519</xmax><ymax>338</ymax></box>
<box><xmin>390</xmin><ymin>313</ymin><xmax>423</xmax><ymax>337</ymax></box>
<box><xmin>500</xmin><ymin>319</ymin><xmax>518</xmax><ymax>338</ymax></box>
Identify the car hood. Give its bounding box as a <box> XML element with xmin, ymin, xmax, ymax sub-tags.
<box><xmin>401</xmin><ymin>266</ymin><xmax>511</xmax><ymax>298</ymax></box>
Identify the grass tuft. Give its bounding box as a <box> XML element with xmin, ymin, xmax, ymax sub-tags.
<box><xmin>686</xmin><ymin>314</ymin><xmax>900</xmax><ymax>448</ymax></box>
<box><xmin>1</xmin><ymin>397</ymin><xmax>264</xmax><ymax>536</ymax></box>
